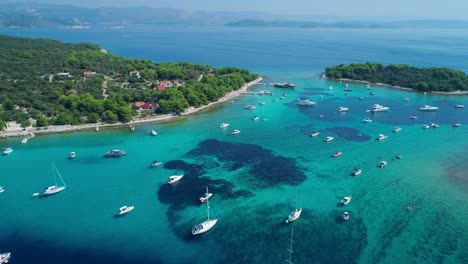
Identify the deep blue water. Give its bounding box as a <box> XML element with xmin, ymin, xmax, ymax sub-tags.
<box><xmin>0</xmin><ymin>25</ymin><xmax>467</xmax><ymax>264</ymax></box>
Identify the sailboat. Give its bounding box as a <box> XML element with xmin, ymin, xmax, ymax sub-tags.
<box><xmin>286</xmin><ymin>227</ymin><xmax>295</xmax><ymax>264</ymax></box>
<box><xmin>42</xmin><ymin>163</ymin><xmax>66</xmax><ymax>196</ymax></box>
<box><xmin>192</xmin><ymin>196</ymin><xmax>218</xmax><ymax>235</ymax></box>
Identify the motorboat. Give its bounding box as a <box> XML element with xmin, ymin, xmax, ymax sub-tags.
<box><xmin>43</xmin><ymin>163</ymin><xmax>66</xmax><ymax>196</ymax></box>
<box><xmin>21</xmin><ymin>138</ymin><xmax>28</xmax><ymax>144</ymax></box>
<box><xmin>285</xmin><ymin>208</ymin><xmax>302</xmax><ymax>223</ymax></box>
<box><xmin>419</xmin><ymin>105</ymin><xmax>438</xmax><ymax>111</ymax></box>
<box><xmin>423</xmin><ymin>124</ymin><xmax>431</xmax><ymax>129</ymax></box>
<box><xmin>452</xmin><ymin>123</ymin><xmax>461</xmax><ymax>127</ymax></box>
<box><xmin>69</xmin><ymin>151</ymin><xmax>76</xmax><ymax>159</ymax></box>
<box><xmin>0</xmin><ymin>252</ymin><xmax>11</xmax><ymax>264</ymax></box>
<box><xmin>252</xmin><ymin>116</ymin><xmax>260</xmax><ymax>121</ymax></box>
<box><xmin>150</xmin><ymin>161</ymin><xmax>161</xmax><ymax>167</ymax></box>
<box><xmin>455</xmin><ymin>104</ymin><xmax>464</xmax><ymax>109</ymax></box>
<box><xmin>0</xmin><ymin>187</ymin><xmax>4</xmax><ymax>193</ymax></box>
<box><xmin>370</xmin><ymin>104</ymin><xmax>389</xmax><ymax>112</ymax></box>
<box><xmin>325</xmin><ymin>136</ymin><xmax>334</xmax><ymax>142</ymax></box>
<box><xmin>352</xmin><ymin>168</ymin><xmax>362</xmax><ymax>176</ymax></box>
<box><xmin>358</xmin><ymin>97</ymin><xmax>364</xmax><ymax>100</ymax></box>
<box><xmin>403</xmin><ymin>97</ymin><xmax>411</xmax><ymax>102</ymax></box>
<box><xmin>148</xmin><ymin>130</ymin><xmax>158</xmax><ymax>136</ymax></box>
<box><xmin>2</xmin><ymin>148</ymin><xmax>13</xmax><ymax>155</ymax></box>
<box><xmin>342</xmin><ymin>211</ymin><xmax>350</xmax><ymax>221</ymax></box>
<box><xmin>129</xmin><ymin>126</ymin><xmax>135</xmax><ymax>131</ymax></box>
<box><xmin>104</xmin><ymin>149</ymin><xmax>126</xmax><ymax>158</ymax></box>
<box><xmin>378</xmin><ymin>161</ymin><xmax>388</xmax><ymax>168</ymax></box>
<box><xmin>199</xmin><ymin>186</ymin><xmax>213</xmax><ymax>203</ymax></box>
<box><xmin>362</xmin><ymin>117</ymin><xmax>373</xmax><ymax>123</ymax></box>
<box><xmin>273</xmin><ymin>99</ymin><xmax>279</xmax><ymax>102</ymax></box>
<box><xmin>280</xmin><ymin>96</ymin><xmax>286</xmax><ymax>100</ymax></box>
<box><xmin>118</xmin><ymin>205</ymin><xmax>134</xmax><ymax>215</ymax></box>
<box><xmin>192</xmin><ymin>195</ymin><xmax>218</xmax><ymax>235</ymax></box>
<box><xmin>376</xmin><ymin>134</ymin><xmax>388</xmax><ymax>141</ymax></box>
<box><xmin>228</xmin><ymin>129</ymin><xmax>241</xmax><ymax>135</ymax></box>
<box><xmin>392</xmin><ymin>127</ymin><xmax>402</xmax><ymax>132</ymax></box>
<box><xmin>395</xmin><ymin>154</ymin><xmax>402</xmax><ymax>159</ymax></box>
<box><xmin>168</xmin><ymin>174</ymin><xmax>183</xmax><ymax>184</ymax></box>
<box><xmin>332</xmin><ymin>151</ymin><xmax>342</xmax><ymax>157</ymax></box>
<box><xmin>338</xmin><ymin>107</ymin><xmax>349</xmax><ymax>112</ymax></box>
<box><xmin>274</xmin><ymin>82</ymin><xmax>296</xmax><ymax>88</ymax></box>
<box><xmin>296</xmin><ymin>98</ymin><xmax>316</xmax><ymax>106</ymax></box>
<box><xmin>410</xmin><ymin>116</ymin><xmax>418</xmax><ymax>120</ymax></box>
<box><xmin>244</xmin><ymin>105</ymin><xmax>256</xmax><ymax>110</ymax></box>
<box><xmin>310</xmin><ymin>131</ymin><xmax>320</xmax><ymax>137</ymax></box>
<box><xmin>430</xmin><ymin>123</ymin><xmax>438</xmax><ymax>128</ymax></box>
<box><xmin>329</xmin><ymin>86</ymin><xmax>333</xmax><ymax>90</ymax></box>
<box><xmin>259</xmin><ymin>101</ymin><xmax>266</xmax><ymax>105</ymax></box>
<box><xmin>340</xmin><ymin>196</ymin><xmax>352</xmax><ymax>205</ymax></box>
<box><xmin>219</xmin><ymin>123</ymin><xmax>230</xmax><ymax>128</ymax></box>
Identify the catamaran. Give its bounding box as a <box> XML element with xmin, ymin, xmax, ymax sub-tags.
<box><xmin>42</xmin><ymin>163</ymin><xmax>66</xmax><ymax>196</ymax></box>
<box><xmin>192</xmin><ymin>196</ymin><xmax>218</xmax><ymax>235</ymax></box>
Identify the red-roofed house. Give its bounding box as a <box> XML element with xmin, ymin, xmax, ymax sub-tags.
<box><xmin>141</xmin><ymin>103</ymin><xmax>155</xmax><ymax>110</ymax></box>
<box><xmin>156</xmin><ymin>85</ymin><xmax>166</xmax><ymax>91</ymax></box>
<box><xmin>134</xmin><ymin>101</ymin><xmax>145</xmax><ymax>108</ymax></box>
<box><xmin>83</xmin><ymin>71</ymin><xmax>96</xmax><ymax>77</ymax></box>
<box><xmin>160</xmin><ymin>80</ymin><xmax>173</xmax><ymax>88</ymax></box>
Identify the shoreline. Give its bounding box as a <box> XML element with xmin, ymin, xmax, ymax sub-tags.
<box><xmin>0</xmin><ymin>77</ymin><xmax>263</xmax><ymax>139</ymax></box>
<box><xmin>321</xmin><ymin>73</ymin><xmax>468</xmax><ymax>95</ymax></box>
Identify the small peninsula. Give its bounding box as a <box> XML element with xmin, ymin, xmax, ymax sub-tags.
<box><xmin>0</xmin><ymin>35</ymin><xmax>259</xmax><ymax>136</ymax></box>
<box><xmin>325</xmin><ymin>63</ymin><xmax>468</xmax><ymax>93</ymax></box>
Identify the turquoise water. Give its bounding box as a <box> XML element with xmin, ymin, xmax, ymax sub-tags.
<box><xmin>0</xmin><ymin>26</ymin><xmax>467</xmax><ymax>264</ymax></box>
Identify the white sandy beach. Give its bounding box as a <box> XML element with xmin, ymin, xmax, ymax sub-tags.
<box><xmin>0</xmin><ymin>77</ymin><xmax>263</xmax><ymax>138</ymax></box>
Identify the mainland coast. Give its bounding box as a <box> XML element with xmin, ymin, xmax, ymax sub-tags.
<box><xmin>321</xmin><ymin>73</ymin><xmax>468</xmax><ymax>95</ymax></box>
<box><xmin>0</xmin><ymin>77</ymin><xmax>263</xmax><ymax>138</ymax></box>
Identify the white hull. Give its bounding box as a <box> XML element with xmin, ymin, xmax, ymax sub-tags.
<box><xmin>286</xmin><ymin>208</ymin><xmax>302</xmax><ymax>223</ymax></box>
<box><xmin>200</xmin><ymin>193</ymin><xmax>213</xmax><ymax>203</ymax></box>
<box><xmin>341</xmin><ymin>196</ymin><xmax>352</xmax><ymax>205</ymax></box>
<box><xmin>21</xmin><ymin>138</ymin><xmax>28</xmax><ymax>144</ymax></box>
<box><xmin>0</xmin><ymin>252</ymin><xmax>11</xmax><ymax>264</ymax></box>
<box><xmin>168</xmin><ymin>175</ymin><xmax>183</xmax><ymax>184</ymax></box>
<box><xmin>119</xmin><ymin>206</ymin><xmax>134</xmax><ymax>215</ymax></box>
<box><xmin>43</xmin><ymin>186</ymin><xmax>66</xmax><ymax>195</ymax></box>
<box><xmin>192</xmin><ymin>219</ymin><xmax>218</xmax><ymax>235</ymax></box>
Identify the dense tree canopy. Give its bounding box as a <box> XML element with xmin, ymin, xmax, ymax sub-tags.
<box><xmin>325</xmin><ymin>62</ymin><xmax>468</xmax><ymax>92</ymax></box>
<box><xmin>0</xmin><ymin>35</ymin><xmax>258</xmax><ymax>128</ymax></box>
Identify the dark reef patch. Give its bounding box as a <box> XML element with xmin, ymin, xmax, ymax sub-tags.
<box><xmin>187</xmin><ymin>139</ymin><xmax>307</xmax><ymax>188</ymax></box>
<box><xmin>326</xmin><ymin>127</ymin><xmax>371</xmax><ymax>142</ymax></box>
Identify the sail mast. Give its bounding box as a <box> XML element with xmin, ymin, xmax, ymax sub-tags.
<box><xmin>286</xmin><ymin>227</ymin><xmax>294</xmax><ymax>264</ymax></box>
<box><xmin>206</xmin><ymin>196</ymin><xmax>210</xmax><ymax>221</ymax></box>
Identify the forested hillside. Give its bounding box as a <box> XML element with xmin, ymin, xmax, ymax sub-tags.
<box><xmin>0</xmin><ymin>35</ymin><xmax>258</xmax><ymax>129</ymax></box>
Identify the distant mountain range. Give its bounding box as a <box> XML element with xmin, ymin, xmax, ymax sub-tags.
<box><xmin>1</xmin><ymin>3</ymin><xmax>468</xmax><ymax>29</ymax></box>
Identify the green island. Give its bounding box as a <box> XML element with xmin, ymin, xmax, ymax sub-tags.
<box><xmin>0</xmin><ymin>35</ymin><xmax>258</xmax><ymax>130</ymax></box>
<box><xmin>325</xmin><ymin>62</ymin><xmax>468</xmax><ymax>92</ymax></box>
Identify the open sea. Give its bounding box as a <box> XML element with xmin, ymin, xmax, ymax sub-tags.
<box><xmin>0</xmin><ymin>25</ymin><xmax>467</xmax><ymax>264</ymax></box>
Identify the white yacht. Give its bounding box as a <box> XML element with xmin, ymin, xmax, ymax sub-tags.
<box><xmin>325</xmin><ymin>136</ymin><xmax>334</xmax><ymax>142</ymax></box>
<box><xmin>329</xmin><ymin>86</ymin><xmax>333</xmax><ymax>90</ymax></box>
<box><xmin>332</xmin><ymin>151</ymin><xmax>342</xmax><ymax>157</ymax></box>
<box><xmin>0</xmin><ymin>187</ymin><xmax>4</xmax><ymax>193</ymax></box>
<box><xmin>21</xmin><ymin>138</ymin><xmax>28</xmax><ymax>144</ymax></box>
<box><xmin>371</xmin><ymin>104</ymin><xmax>390</xmax><ymax>112</ymax></box>
<box><xmin>118</xmin><ymin>205</ymin><xmax>134</xmax><ymax>215</ymax></box>
<box><xmin>455</xmin><ymin>104</ymin><xmax>464</xmax><ymax>109</ymax></box>
<box><xmin>340</xmin><ymin>196</ymin><xmax>352</xmax><ymax>205</ymax></box>
<box><xmin>379</xmin><ymin>161</ymin><xmax>388</xmax><ymax>168</ymax></box>
<box><xmin>392</xmin><ymin>127</ymin><xmax>402</xmax><ymax>132</ymax></box>
<box><xmin>430</xmin><ymin>123</ymin><xmax>438</xmax><ymax>128</ymax></box>
<box><xmin>419</xmin><ymin>105</ymin><xmax>438</xmax><ymax>111</ymax></box>
<box><xmin>219</xmin><ymin>123</ymin><xmax>230</xmax><ymax>128</ymax></box>
<box><xmin>69</xmin><ymin>151</ymin><xmax>76</xmax><ymax>159</ymax></box>
<box><xmin>310</xmin><ymin>131</ymin><xmax>320</xmax><ymax>137</ymax></box>
<box><xmin>343</xmin><ymin>211</ymin><xmax>350</xmax><ymax>221</ymax></box>
<box><xmin>192</xmin><ymin>197</ymin><xmax>218</xmax><ymax>235</ymax></box>
<box><xmin>2</xmin><ymin>148</ymin><xmax>13</xmax><ymax>155</ymax></box>
<box><xmin>362</xmin><ymin>117</ymin><xmax>373</xmax><ymax>123</ymax></box>
<box><xmin>228</xmin><ymin>129</ymin><xmax>241</xmax><ymax>135</ymax></box>
<box><xmin>423</xmin><ymin>124</ymin><xmax>431</xmax><ymax>129</ymax></box>
<box><xmin>244</xmin><ymin>105</ymin><xmax>256</xmax><ymax>110</ymax></box>
<box><xmin>352</xmin><ymin>168</ymin><xmax>362</xmax><ymax>176</ymax></box>
<box><xmin>199</xmin><ymin>186</ymin><xmax>213</xmax><ymax>203</ymax></box>
<box><xmin>296</xmin><ymin>98</ymin><xmax>316</xmax><ymax>106</ymax></box>
<box><xmin>376</xmin><ymin>134</ymin><xmax>388</xmax><ymax>141</ymax></box>
<box><xmin>0</xmin><ymin>252</ymin><xmax>11</xmax><ymax>264</ymax></box>
<box><xmin>410</xmin><ymin>116</ymin><xmax>418</xmax><ymax>120</ymax></box>
<box><xmin>42</xmin><ymin>163</ymin><xmax>66</xmax><ymax>196</ymax></box>
<box><xmin>285</xmin><ymin>208</ymin><xmax>302</xmax><ymax>223</ymax></box>
<box><xmin>148</xmin><ymin>130</ymin><xmax>158</xmax><ymax>136</ymax></box>
<box><xmin>252</xmin><ymin>116</ymin><xmax>260</xmax><ymax>121</ymax></box>
<box><xmin>168</xmin><ymin>174</ymin><xmax>183</xmax><ymax>184</ymax></box>
<box><xmin>150</xmin><ymin>161</ymin><xmax>162</xmax><ymax>167</ymax></box>
<box><xmin>452</xmin><ymin>123</ymin><xmax>461</xmax><ymax>127</ymax></box>
<box><xmin>338</xmin><ymin>107</ymin><xmax>349</xmax><ymax>112</ymax></box>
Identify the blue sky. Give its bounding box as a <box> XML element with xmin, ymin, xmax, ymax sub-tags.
<box><xmin>17</xmin><ymin>0</ymin><xmax>468</xmax><ymax>19</ymax></box>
